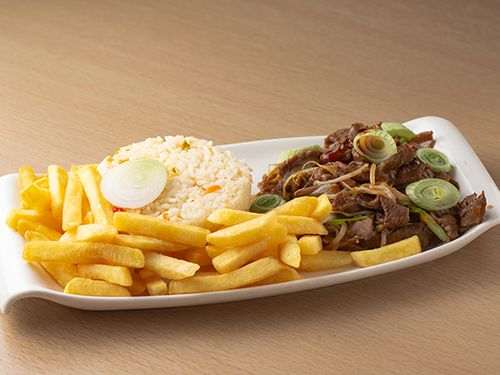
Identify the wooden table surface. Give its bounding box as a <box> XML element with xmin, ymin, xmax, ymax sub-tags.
<box><xmin>1</xmin><ymin>1</ymin><xmax>499</xmax><ymax>374</ymax></box>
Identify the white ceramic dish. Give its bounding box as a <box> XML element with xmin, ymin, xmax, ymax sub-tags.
<box><xmin>1</xmin><ymin>116</ymin><xmax>499</xmax><ymax>313</ymax></box>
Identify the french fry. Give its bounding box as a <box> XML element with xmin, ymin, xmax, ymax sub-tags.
<box><xmin>17</xmin><ymin>219</ymin><xmax>62</xmax><ymax>241</ymax></box>
<box><xmin>23</xmin><ymin>241</ymin><xmax>145</xmax><ymax>268</ymax></box>
<box><xmin>19</xmin><ymin>179</ymin><xmax>51</xmax><ymax>211</ymax></box>
<box><xmin>205</xmin><ymin>245</ymin><xmax>226</xmax><ymax>259</ymax></box>
<box><xmin>183</xmin><ymin>247</ymin><xmax>212</xmax><ymax>267</ymax></box>
<box><xmin>280</xmin><ymin>235</ymin><xmax>301</xmax><ymax>268</ymax></box>
<box><xmin>144</xmin><ymin>251</ymin><xmax>200</xmax><ymax>280</ymax></box>
<box><xmin>300</xmin><ymin>251</ymin><xmax>353</xmax><ymax>271</ymax></box>
<box><xmin>207</xmin><ymin>212</ymin><xmax>278</xmax><ymax>248</ymax></box>
<box><xmin>272</xmin><ymin>196</ymin><xmax>317</xmax><ymax>216</ymax></box>
<box><xmin>277</xmin><ymin>215</ymin><xmax>328</xmax><ymax>235</ymax></box>
<box><xmin>138</xmin><ymin>269</ymin><xmax>168</xmax><ymax>295</ymax></box>
<box><xmin>113</xmin><ymin>212</ymin><xmax>209</xmax><ymax>248</ymax></box>
<box><xmin>169</xmin><ymin>257</ymin><xmax>283</xmax><ymax>294</ymax></box>
<box><xmin>18</xmin><ymin>166</ymin><xmax>36</xmax><ymax>190</ymax></box>
<box><xmin>60</xmin><ymin>224</ymin><xmax>117</xmax><ymax>243</ymax></box>
<box><xmin>250</xmin><ymin>266</ymin><xmax>303</xmax><ymax>286</ymax></box>
<box><xmin>297</xmin><ymin>235</ymin><xmax>323</xmax><ymax>255</ymax></box>
<box><xmin>351</xmin><ymin>235</ymin><xmax>422</xmax><ymax>267</ymax></box>
<box><xmin>82</xmin><ymin>211</ymin><xmax>94</xmax><ymax>225</ymax></box>
<box><xmin>78</xmin><ymin>165</ymin><xmax>113</xmax><ymax>225</ymax></box>
<box><xmin>6</xmin><ymin>209</ymin><xmax>62</xmax><ymax>231</ymax></box>
<box><xmin>81</xmin><ymin>192</ymin><xmax>91</xmax><ymax>218</ymax></box>
<box><xmin>62</xmin><ymin>166</ymin><xmax>83</xmax><ymax>231</ymax></box>
<box><xmin>212</xmin><ymin>224</ymin><xmax>287</xmax><ymax>273</ymax></box>
<box><xmin>64</xmin><ymin>277</ymin><xmax>131</xmax><ymax>296</ymax></box>
<box><xmin>48</xmin><ymin>165</ymin><xmax>68</xmax><ymax>221</ymax></box>
<box><xmin>128</xmin><ymin>270</ymin><xmax>146</xmax><ymax>296</ymax></box>
<box><xmin>77</xmin><ymin>264</ymin><xmax>133</xmax><ymax>287</ymax></box>
<box><xmin>207</xmin><ymin>208</ymin><xmax>259</xmax><ymax>226</ymax></box>
<box><xmin>41</xmin><ymin>262</ymin><xmax>77</xmax><ymax>287</ymax></box>
<box><xmin>113</xmin><ymin>234</ymin><xmax>190</xmax><ymax>252</ymax></box>
<box><xmin>310</xmin><ymin>194</ymin><xmax>332</xmax><ymax>222</ymax></box>
<box><xmin>24</xmin><ymin>230</ymin><xmax>48</xmax><ymax>241</ymax></box>
<box><xmin>207</xmin><ymin>208</ymin><xmax>327</xmax><ymax>235</ymax></box>
<box><xmin>35</xmin><ymin>176</ymin><xmax>49</xmax><ymax>188</ymax></box>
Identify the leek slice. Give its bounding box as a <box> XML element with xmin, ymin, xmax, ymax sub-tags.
<box><xmin>250</xmin><ymin>194</ymin><xmax>286</xmax><ymax>213</ymax></box>
<box><xmin>100</xmin><ymin>159</ymin><xmax>168</xmax><ymax>209</ymax></box>
<box><xmin>325</xmin><ymin>215</ymin><xmax>369</xmax><ymax>226</ymax></box>
<box><xmin>409</xmin><ymin>204</ymin><xmax>450</xmax><ymax>243</ymax></box>
<box><xmin>405</xmin><ymin>178</ymin><xmax>459</xmax><ymax>211</ymax></box>
<box><xmin>416</xmin><ymin>148</ymin><xmax>451</xmax><ymax>173</ymax></box>
<box><xmin>381</xmin><ymin>122</ymin><xmax>416</xmax><ymax>143</ymax></box>
<box><xmin>353</xmin><ymin>130</ymin><xmax>397</xmax><ymax>163</ymax></box>
<box><xmin>279</xmin><ymin>145</ymin><xmax>323</xmax><ymax>162</ymax></box>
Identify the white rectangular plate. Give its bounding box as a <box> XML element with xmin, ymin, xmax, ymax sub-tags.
<box><xmin>1</xmin><ymin>116</ymin><xmax>499</xmax><ymax>313</ymax></box>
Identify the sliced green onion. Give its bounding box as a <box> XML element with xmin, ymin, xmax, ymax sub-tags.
<box><xmin>100</xmin><ymin>159</ymin><xmax>168</xmax><ymax>209</ymax></box>
<box><xmin>406</xmin><ymin>178</ymin><xmax>460</xmax><ymax>211</ymax></box>
<box><xmin>416</xmin><ymin>148</ymin><xmax>451</xmax><ymax>173</ymax></box>
<box><xmin>381</xmin><ymin>122</ymin><xmax>416</xmax><ymax>143</ymax></box>
<box><xmin>325</xmin><ymin>215</ymin><xmax>368</xmax><ymax>226</ymax></box>
<box><xmin>279</xmin><ymin>145</ymin><xmax>323</xmax><ymax>162</ymax></box>
<box><xmin>250</xmin><ymin>194</ymin><xmax>286</xmax><ymax>213</ymax></box>
<box><xmin>409</xmin><ymin>204</ymin><xmax>450</xmax><ymax>243</ymax></box>
<box><xmin>353</xmin><ymin>130</ymin><xmax>397</xmax><ymax>163</ymax></box>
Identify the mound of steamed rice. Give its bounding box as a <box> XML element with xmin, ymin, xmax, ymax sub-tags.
<box><xmin>97</xmin><ymin>136</ymin><xmax>252</xmax><ymax>226</ymax></box>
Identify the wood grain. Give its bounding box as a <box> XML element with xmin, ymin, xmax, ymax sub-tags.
<box><xmin>1</xmin><ymin>0</ymin><xmax>499</xmax><ymax>374</ymax></box>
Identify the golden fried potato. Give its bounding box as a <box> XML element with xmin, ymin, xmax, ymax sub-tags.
<box><xmin>207</xmin><ymin>208</ymin><xmax>259</xmax><ymax>225</ymax></box>
<box><xmin>272</xmin><ymin>196</ymin><xmax>317</xmax><ymax>216</ymax></box>
<box><xmin>205</xmin><ymin>245</ymin><xmax>226</xmax><ymax>259</ymax></box>
<box><xmin>24</xmin><ymin>230</ymin><xmax>49</xmax><ymax>242</ymax></box>
<box><xmin>17</xmin><ymin>219</ymin><xmax>62</xmax><ymax>241</ymax></box>
<box><xmin>250</xmin><ymin>266</ymin><xmax>303</xmax><ymax>286</ymax></box>
<box><xmin>277</xmin><ymin>215</ymin><xmax>328</xmax><ymax>235</ymax></box>
<box><xmin>280</xmin><ymin>235</ymin><xmax>301</xmax><ymax>268</ymax></box>
<box><xmin>77</xmin><ymin>264</ymin><xmax>133</xmax><ymax>287</ymax></box>
<box><xmin>169</xmin><ymin>257</ymin><xmax>283</xmax><ymax>294</ymax></box>
<box><xmin>144</xmin><ymin>251</ymin><xmax>200</xmax><ymax>280</ymax></box>
<box><xmin>23</xmin><ymin>241</ymin><xmax>145</xmax><ymax>268</ymax></box>
<box><xmin>351</xmin><ymin>235</ymin><xmax>421</xmax><ymax>267</ymax></box>
<box><xmin>62</xmin><ymin>166</ymin><xmax>83</xmax><ymax>231</ymax></box>
<box><xmin>183</xmin><ymin>247</ymin><xmax>212</xmax><ymax>267</ymax></box>
<box><xmin>299</xmin><ymin>251</ymin><xmax>353</xmax><ymax>271</ymax></box>
<box><xmin>297</xmin><ymin>235</ymin><xmax>323</xmax><ymax>255</ymax></box>
<box><xmin>127</xmin><ymin>270</ymin><xmax>147</xmax><ymax>296</ymax></box>
<box><xmin>113</xmin><ymin>212</ymin><xmax>209</xmax><ymax>248</ymax></box>
<box><xmin>78</xmin><ymin>165</ymin><xmax>113</xmax><ymax>226</ymax></box>
<box><xmin>64</xmin><ymin>277</ymin><xmax>131</xmax><ymax>296</ymax></box>
<box><xmin>19</xmin><ymin>179</ymin><xmax>51</xmax><ymax>211</ymax></box>
<box><xmin>310</xmin><ymin>194</ymin><xmax>332</xmax><ymax>222</ymax></box>
<box><xmin>113</xmin><ymin>234</ymin><xmax>189</xmax><ymax>253</ymax></box>
<box><xmin>6</xmin><ymin>209</ymin><xmax>62</xmax><ymax>232</ymax></box>
<box><xmin>18</xmin><ymin>166</ymin><xmax>36</xmax><ymax>190</ymax></box>
<box><xmin>41</xmin><ymin>262</ymin><xmax>77</xmax><ymax>287</ymax></box>
<box><xmin>138</xmin><ymin>269</ymin><xmax>168</xmax><ymax>295</ymax></box>
<box><xmin>60</xmin><ymin>224</ymin><xmax>117</xmax><ymax>243</ymax></box>
<box><xmin>207</xmin><ymin>212</ymin><xmax>278</xmax><ymax>248</ymax></box>
<box><xmin>47</xmin><ymin>165</ymin><xmax>68</xmax><ymax>221</ymax></box>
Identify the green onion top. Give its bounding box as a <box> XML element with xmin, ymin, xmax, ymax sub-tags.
<box><xmin>325</xmin><ymin>215</ymin><xmax>369</xmax><ymax>226</ymax></box>
<box><xmin>381</xmin><ymin>122</ymin><xmax>416</xmax><ymax>143</ymax></box>
<box><xmin>409</xmin><ymin>204</ymin><xmax>450</xmax><ymax>243</ymax></box>
<box><xmin>406</xmin><ymin>178</ymin><xmax>460</xmax><ymax>211</ymax></box>
<box><xmin>353</xmin><ymin>130</ymin><xmax>397</xmax><ymax>163</ymax></box>
<box><xmin>279</xmin><ymin>145</ymin><xmax>323</xmax><ymax>162</ymax></box>
<box><xmin>250</xmin><ymin>194</ymin><xmax>286</xmax><ymax>213</ymax></box>
<box><xmin>416</xmin><ymin>148</ymin><xmax>452</xmax><ymax>173</ymax></box>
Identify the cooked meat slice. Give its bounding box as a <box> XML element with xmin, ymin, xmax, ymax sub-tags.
<box><xmin>347</xmin><ymin>161</ymin><xmax>371</xmax><ymax>182</ymax></box>
<box><xmin>409</xmin><ymin>131</ymin><xmax>436</xmax><ymax>149</ymax></box>
<box><xmin>387</xmin><ymin>222</ymin><xmax>433</xmax><ymax>249</ymax></box>
<box><xmin>435</xmin><ymin>171</ymin><xmax>459</xmax><ymax>189</ymax></box>
<box><xmin>324</xmin><ymin>128</ymin><xmax>350</xmax><ymax>149</ymax></box>
<box><xmin>430</xmin><ymin>213</ymin><xmax>459</xmax><ymax>240</ymax></box>
<box><xmin>376</xmin><ymin>143</ymin><xmax>416</xmax><ymax>183</ymax></box>
<box><xmin>322</xmin><ymin>128</ymin><xmax>352</xmax><ymax>163</ymax></box>
<box><xmin>349</xmin><ymin>217</ymin><xmax>376</xmax><ymax>240</ymax></box>
<box><xmin>348</xmin><ymin>122</ymin><xmax>371</xmax><ymax>141</ymax></box>
<box><xmin>258</xmin><ymin>149</ymin><xmax>322</xmax><ymax>196</ymax></box>
<box><xmin>395</xmin><ymin>162</ymin><xmax>434</xmax><ymax>190</ymax></box>
<box><xmin>380</xmin><ymin>196</ymin><xmax>410</xmax><ymax>228</ymax></box>
<box><xmin>331</xmin><ymin>191</ymin><xmax>380</xmax><ymax>213</ymax></box>
<box><xmin>457</xmin><ymin>192</ymin><xmax>486</xmax><ymax>229</ymax></box>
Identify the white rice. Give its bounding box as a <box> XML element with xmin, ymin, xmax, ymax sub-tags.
<box><xmin>97</xmin><ymin>136</ymin><xmax>252</xmax><ymax>226</ymax></box>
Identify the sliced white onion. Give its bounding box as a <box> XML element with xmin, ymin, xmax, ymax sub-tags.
<box><xmin>100</xmin><ymin>159</ymin><xmax>168</xmax><ymax>209</ymax></box>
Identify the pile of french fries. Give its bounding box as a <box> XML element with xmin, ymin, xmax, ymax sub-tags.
<box><xmin>7</xmin><ymin>164</ymin><xmax>422</xmax><ymax>297</ymax></box>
